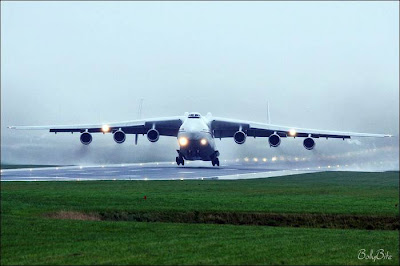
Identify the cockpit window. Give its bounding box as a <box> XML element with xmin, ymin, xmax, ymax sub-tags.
<box><xmin>188</xmin><ymin>113</ymin><xmax>201</xmax><ymax>118</ymax></box>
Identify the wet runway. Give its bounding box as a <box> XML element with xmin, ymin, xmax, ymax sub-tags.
<box><xmin>1</xmin><ymin>161</ymin><xmax>318</xmax><ymax>181</ymax></box>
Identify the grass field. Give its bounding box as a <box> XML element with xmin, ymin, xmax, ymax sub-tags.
<box><xmin>1</xmin><ymin>171</ymin><xmax>399</xmax><ymax>265</ymax></box>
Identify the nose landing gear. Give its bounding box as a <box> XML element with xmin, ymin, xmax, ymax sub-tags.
<box><xmin>211</xmin><ymin>158</ymin><xmax>219</xmax><ymax>167</ymax></box>
<box><xmin>176</xmin><ymin>156</ymin><xmax>184</xmax><ymax>166</ymax></box>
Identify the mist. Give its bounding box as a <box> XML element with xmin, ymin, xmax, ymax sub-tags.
<box><xmin>1</xmin><ymin>1</ymin><xmax>398</xmax><ymax>171</ymax></box>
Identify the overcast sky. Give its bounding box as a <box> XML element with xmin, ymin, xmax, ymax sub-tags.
<box><xmin>1</xmin><ymin>1</ymin><xmax>398</xmax><ymax>168</ymax></box>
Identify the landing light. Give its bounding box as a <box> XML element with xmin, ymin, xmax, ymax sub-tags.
<box><xmin>179</xmin><ymin>137</ymin><xmax>188</xmax><ymax>146</ymax></box>
<box><xmin>200</xmin><ymin>138</ymin><xmax>207</xmax><ymax>145</ymax></box>
<box><xmin>102</xmin><ymin>124</ymin><xmax>110</xmax><ymax>132</ymax></box>
<box><xmin>289</xmin><ymin>129</ymin><xmax>296</xmax><ymax>137</ymax></box>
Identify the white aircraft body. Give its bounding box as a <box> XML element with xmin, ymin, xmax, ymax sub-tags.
<box><xmin>8</xmin><ymin>112</ymin><xmax>391</xmax><ymax>166</ymax></box>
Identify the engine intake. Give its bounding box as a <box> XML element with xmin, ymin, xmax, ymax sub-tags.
<box><xmin>113</xmin><ymin>130</ymin><xmax>126</xmax><ymax>144</ymax></box>
<box><xmin>234</xmin><ymin>131</ymin><xmax>246</xmax><ymax>144</ymax></box>
<box><xmin>147</xmin><ymin>129</ymin><xmax>160</xmax><ymax>142</ymax></box>
<box><xmin>303</xmin><ymin>137</ymin><xmax>315</xmax><ymax>150</ymax></box>
<box><xmin>268</xmin><ymin>134</ymin><xmax>281</xmax><ymax>147</ymax></box>
<box><xmin>80</xmin><ymin>132</ymin><xmax>92</xmax><ymax>145</ymax></box>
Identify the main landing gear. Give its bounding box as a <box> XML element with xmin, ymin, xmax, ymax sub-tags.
<box><xmin>176</xmin><ymin>156</ymin><xmax>184</xmax><ymax>166</ymax></box>
<box><xmin>211</xmin><ymin>158</ymin><xmax>220</xmax><ymax>167</ymax></box>
<box><xmin>175</xmin><ymin>150</ymin><xmax>220</xmax><ymax>167</ymax></box>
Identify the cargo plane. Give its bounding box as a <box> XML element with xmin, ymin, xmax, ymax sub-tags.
<box><xmin>8</xmin><ymin>112</ymin><xmax>391</xmax><ymax>166</ymax></box>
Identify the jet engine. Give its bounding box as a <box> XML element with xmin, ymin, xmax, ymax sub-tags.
<box><xmin>113</xmin><ymin>130</ymin><xmax>126</xmax><ymax>144</ymax></box>
<box><xmin>80</xmin><ymin>132</ymin><xmax>92</xmax><ymax>145</ymax></box>
<box><xmin>234</xmin><ymin>131</ymin><xmax>246</xmax><ymax>144</ymax></box>
<box><xmin>147</xmin><ymin>129</ymin><xmax>160</xmax><ymax>142</ymax></box>
<box><xmin>268</xmin><ymin>133</ymin><xmax>281</xmax><ymax>147</ymax></box>
<box><xmin>303</xmin><ymin>137</ymin><xmax>315</xmax><ymax>150</ymax></box>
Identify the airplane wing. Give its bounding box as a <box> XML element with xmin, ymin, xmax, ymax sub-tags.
<box><xmin>210</xmin><ymin>117</ymin><xmax>392</xmax><ymax>139</ymax></box>
<box><xmin>8</xmin><ymin>116</ymin><xmax>184</xmax><ymax>137</ymax></box>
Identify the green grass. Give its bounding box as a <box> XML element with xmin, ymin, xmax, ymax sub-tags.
<box><xmin>2</xmin><ymin>171</ymin><xmax>398</xmax><ymax>215</ymax></box>
<box><xmin>1</xmin><ymin>171</ymin><xmax>399</xmax><ymax>265</ymax></box>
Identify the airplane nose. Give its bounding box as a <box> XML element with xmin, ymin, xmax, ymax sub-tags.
<box><xmin>179</xmin><ymin>132</ymin><xmax>199</xmax><ymax>141</ymax></box>
<box><xmin>178</xmin><ymin>133</ymin><xmax>207</xmax><ymax>147</ymax></box>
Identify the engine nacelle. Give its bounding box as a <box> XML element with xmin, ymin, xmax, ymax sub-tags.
<box><xmin>80</xmin><ymin>132</ymin><xmax>92</xmax><ymax>145</ymax></box>
<box><xmin>113</xmin><ymin>130</ymin><xmax>126</xmax><ymax>144</ymax></box>
<box><xmin>234</xmin><ymin>131</ymin><xmax>246</xmax><ymax>144</ymax></box>
<box><xmin>268</xmin><ymin>134</ymin><xmax>281</xmax><ymax>147</ymax></box>
<box><xmin>147</xmin><ymin>129</ymin><xmax>160</xmax><ymax>142</ymax></box>
<box><xmin>303</xmin><ymin>137</ymin><xmax>315</xmax><ymax>150</ymax></box>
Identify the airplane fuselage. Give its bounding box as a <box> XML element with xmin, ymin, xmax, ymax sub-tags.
<box><xmin>177</xmin><ymin>115</ymin><xmax>217</xmax><ymax>161</ymax></box>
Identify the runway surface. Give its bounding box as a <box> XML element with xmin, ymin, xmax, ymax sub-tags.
<box><xmin>1</xmin><ymin>161</ymin><xmax>318</xmax><ymax>181</ymax></box>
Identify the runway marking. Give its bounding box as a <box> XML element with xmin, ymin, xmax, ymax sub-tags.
<box><xmin>1</xmin><ymin>163</ymin><xmax>312</xmax><ymax>181</ymax></box>
<box><xmin>15</xmin><ymin>176</ymin><xmax>67</xmax><ymax>179</ymax></box>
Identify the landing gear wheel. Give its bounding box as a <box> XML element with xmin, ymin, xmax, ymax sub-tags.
<box><xmin>212</xmin><ymin>158</ymin><xmax>220</xmax><ymax>167</ymax></box>
<box><xmin>176</xmin><ymin>156</ymin><xmax>184</xmax><ymax>166</ymax></box>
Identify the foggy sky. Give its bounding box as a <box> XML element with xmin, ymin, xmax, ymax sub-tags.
<box><xmin>1</xmin><ymin>1</ymin><xmax>399</xmax><ymax>169</ymax></box>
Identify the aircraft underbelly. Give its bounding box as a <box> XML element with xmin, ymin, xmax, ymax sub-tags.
<box><xmin>180</xmin><ymin>145</ymin><xmax>215</xmax><ymax>161</ymax></box>
<box><xmin>178</xmin><ymin>131</ymin><xmax>216</xmax><ymax>161</ymax></box>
